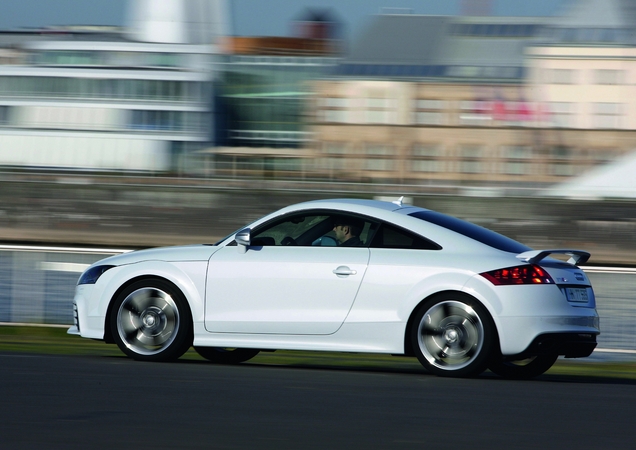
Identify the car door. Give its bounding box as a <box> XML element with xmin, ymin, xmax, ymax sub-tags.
<box><xmin>204</xmin><ymin>212</ymin><xmax>372</xmax><ymax>335</ymax></box>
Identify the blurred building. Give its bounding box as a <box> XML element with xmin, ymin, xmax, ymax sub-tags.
<box><xmin>207</xmin><ymin>8</ymin><xmax>341</xmax><ymax>178</ymax></box>
<box><xmin>528</xmin><ymin>0</ymin><xmax>636</xmax><ymax>197</ymax></box>
<box><xmin>527</xmin><ymin>0</ymin><xmax>636</xmax><ymax>141</ymax></box>
<box><xmin>306</xmin><ymin>2</ymin><xmax>636</xmax><ymax>187</ymax></box>
<box><xmin>2</xmin><ymin>0</ymin><xmax>636</xmax><ymax>190</ymax></box>
<box><xmin>0</xmin><ymin>0</ymin><xmax>227</xmax><ymax>172</ymax></box>
<box><xmin>310</xmin><ymin>13</ymin><xmax>549</xmax><ymax>186</ymax></box>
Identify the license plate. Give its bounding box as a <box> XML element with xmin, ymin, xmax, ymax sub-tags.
<box><xmin>566</xmin><ymin>288</ymin><xmax>589</xmax><ymax>303</ymax></box>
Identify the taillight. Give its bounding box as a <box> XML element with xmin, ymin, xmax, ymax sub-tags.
<box><xmin>480</xmin><ymin>264</ymin><xmax>554</xmax><ymax>286</ymax></box>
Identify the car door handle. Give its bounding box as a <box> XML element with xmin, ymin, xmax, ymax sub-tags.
<box><xmin>333</xmin><ymin>266</ymin><xmax>357</xmax><ymax>277</ymax></box>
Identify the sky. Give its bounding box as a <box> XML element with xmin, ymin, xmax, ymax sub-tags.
<box><xmin>0</xmin><ymin>0</ymin><xmax>569</xmax><ymax>39</ymax></box>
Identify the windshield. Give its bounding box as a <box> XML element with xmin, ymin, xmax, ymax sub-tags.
<box><xmin>409</xmin><ymin>210</ymin><xmax>530</xmax><ymax>253</ymax></box>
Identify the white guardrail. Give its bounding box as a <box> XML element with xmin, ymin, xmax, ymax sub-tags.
<box><xmin>0</xmin><ymin>244</ymin><xmax>130</xmax><ymax>277</ymax></box>
<box><xmin>0</xmin><ymin>246</ymin><xmax>634</xmax><ymax>356</ymax></box>
<box><xmin>584</xmin><ymin>266</ymin><xmax>636</xmax><ymax>274</ymax></box>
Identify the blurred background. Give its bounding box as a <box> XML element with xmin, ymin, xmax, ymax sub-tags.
<box><xmin>0</xmin><ymin>0</ymin><xmax>635</xmax><ymax>344</ymax></box>
<box><xmin>0</xmin><ymin>0</ymin><xmax>634</xmax><ymax>257</ymax></box>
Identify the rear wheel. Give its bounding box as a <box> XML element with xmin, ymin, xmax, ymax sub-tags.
<box><xmin>194</xmin><ymin>347</ymin><xmax>260</xmax><ymax>364</ymax></box>
<box><xmin>110</xmin><ymin>279</ymin><xmax>192</xmax><ymax>362</ymax></box>
<box><xmin>489</xmin><ymin>354</ymin><xmax>558</xmax><ymax>379</ymax></box>
<box><xmin>411</xmin><ymin>294</ymin><xmax>495</xmax><ymax>377</ymax></box>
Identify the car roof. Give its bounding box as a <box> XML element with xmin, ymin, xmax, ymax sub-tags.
<box><xmin>255</xmin><ymin>199</ymin><xmax>528</xmax><ymax>256</ymax></box>
<box><xmin>283</xmin><ymin>198</ymin><xmax>426</xmax><ymax>215</ymax></box>
<box><xmin>235</xmin><ymin>198</ymin><xmax>426</xmax><ymax>237</ymax></box>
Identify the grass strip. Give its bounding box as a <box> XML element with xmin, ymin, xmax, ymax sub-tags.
<box><xmin>1</xmin><ymin>325</ymin><xmax>635</xmax><ymax>380</ymax></box>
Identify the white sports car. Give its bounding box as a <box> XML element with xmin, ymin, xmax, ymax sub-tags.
<box><xmin>69</xmin><ymin>198</ymin><xmax>599</xmax><ymax>378</ymax></box>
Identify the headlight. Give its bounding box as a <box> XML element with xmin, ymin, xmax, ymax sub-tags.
<box><xmin>78</xmin><ymin>265</ymin><xmax>115</xmax><ymax>285</ymax></box>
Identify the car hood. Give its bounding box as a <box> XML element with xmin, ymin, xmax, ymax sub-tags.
<box><xmin>96</xmin><ymin>244</ymin><xmax>217</xmax><ymax>267</ymax></box>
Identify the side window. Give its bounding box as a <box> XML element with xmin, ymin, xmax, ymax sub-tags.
<box><xmin>327</xmin><ymin>216</ymin><xmax>375</xmax><ymax>248</ymax></box>
<box><xmin>252</xmin><ymin>214</ymin><xmax>330</xmax><ymax>246</ymax></box>
<box><xmin>250</xmin><ymin>211</ymin><xmax>378</xmax><ymax>248</ymax></box>
<box><xmin>369</xmin><ymin>223</ymin><xmax>441</xmax><ymax>250</ymax></box>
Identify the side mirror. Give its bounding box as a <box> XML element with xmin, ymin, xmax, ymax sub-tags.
<box><xmin>235</xmin><ymin>228</ymin><xmax>251</xmax><ymax>253</ymax></box>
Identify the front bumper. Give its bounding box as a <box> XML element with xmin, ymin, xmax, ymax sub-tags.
<box><xmin>69</xmin><ymin>284</ymin><xmax>105</xmax><ymax>340</ymax></box>
<box><xmin>67</xmin><ymin>301</ymin><xmax>80</xmax><ymax>335</ymax></box>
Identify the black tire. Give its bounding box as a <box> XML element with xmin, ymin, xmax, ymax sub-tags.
<box><xmin>488</xmin><ymin>354</ymin><xmax>558</xmax><ymax>379</ymax></box>
<box><xmin>110</xmin><ymin>279</ymin><xmax>193</xmax><ymax>362</ymax></box>
<box><xmin>411</xmin><ymin>293</ymin><xmax>495</xmax><ymax>378</ymax></box>
<box><xmin>194</xmin><ymin>347</ymin><xmax>260</xmax><ymax>364</ymax></box>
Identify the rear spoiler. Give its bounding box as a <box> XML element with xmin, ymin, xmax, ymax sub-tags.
<box><xmin>516</xmin><ymin>249</ymin><xmax>590</xmax><ymax>265</ymax></box>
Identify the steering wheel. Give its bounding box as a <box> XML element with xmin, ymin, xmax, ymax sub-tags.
<box><xmin>281</xmin><ymin>236</ymin><xmax>297</xmax><ymax>246</ymax></box>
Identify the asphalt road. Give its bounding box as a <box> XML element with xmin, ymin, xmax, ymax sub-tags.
<box><xmin>1</xmin><ymin>353</ymin><xmax>635</xmax><ymax>450</ymax></box>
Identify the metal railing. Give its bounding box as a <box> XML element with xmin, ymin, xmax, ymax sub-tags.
<box><xmin>0</xmin><ymin>245</ymin><xmax>127</xmax><ymax>325</ymax></box>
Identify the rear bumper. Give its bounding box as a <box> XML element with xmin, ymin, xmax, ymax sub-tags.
<box><xmin>505</xmin><ymin>332</ymin><xmax>598</xmax><ymax>360</ymax></box>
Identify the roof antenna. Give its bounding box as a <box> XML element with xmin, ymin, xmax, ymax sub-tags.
<box><xmin>392</xmin><ymin>196</ymin><xmax>404</xmax><ymax>206</ymax></box>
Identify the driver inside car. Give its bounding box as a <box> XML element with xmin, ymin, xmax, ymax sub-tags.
<box><xmin>333</xmin><ymin>219</ymin><xmax>364</xmax><ymax>247</ymax></box>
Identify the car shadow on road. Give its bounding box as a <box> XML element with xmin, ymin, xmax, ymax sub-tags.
<box><xmin>161</xmin><ymin>353</ymin><xmax>636</xmax><ymax>385</ymax></box>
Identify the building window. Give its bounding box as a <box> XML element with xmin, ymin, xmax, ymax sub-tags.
<box><xmin>0</xmin><ymin>77</ymin><xmax>8</xmax><ymax>96</ymax></box>
<box><xmin>320</xmin><ymin>97</ymin><xmax>348</xmax><ymax>123</ymax></box>
<box><xmin>548</xmin><ymin>145</ymin><xmax>576</xmax><ymax>176</ymax></box>
<box><xmin>550</xmin><ymin>145</ymin><xmax>572</xmax><ymax>160</ymax></box>
<box><xmin>459</xmin><ymin>160</ymin><xmax>482</xmax><ymax>174</ymax></box>
<box><xmin>458</xmin><ymin>145</ymin><xmax>484</xmax><ymax>173</ymax></box>
<box><xmin>0</xmin><ymin>76</ymin><xmax>192</xmax><ymax>103</ymax></box>
<box><xmin>318</xmin><ymin>142</ymin><xmax>348</xmax><ymax>173</ymax></box>
<box><xmin>413</xmin><ymin>143</ymin><xmax>440</xmax><ymax>158</ymax></box>
<box><xmin>549</xmin><ymin>102</ymin><xmax>574</xmax><ymax>128</ymax></box>
<box><xmin>323</xmin><ymin>109</ymin><xmax>347</xmax><ymax>123</ymax></box>
<box><xmin>594</xmin><ymin>69</ymin><xmax>624</xmax><ymax>85</ymax></box>
<box><xmin>364</xmin><ymin>144</ymin><xmax>393</xmax><ymax>171</ymax></box>
<box><xmin>550</xmin><ymin>69</ymin><xmax>576</xmax><ymax>84</ymax></box>
<box><xmin>366</xmin><ymin>143</ymin><xmax>391</xmax><ymax>156</ymax></box>
<box><xmin>324</xmin><ymin>142</ymin><xmax>347</xmax><ymax>155</ymax></box>
<box><xmin>0</xmin><ymin>105</ymin><xmax>9</xmax><ymax>125</ymax></box>
<box><xmin>592</xmin><ymin>102</ymin><xmax>622</xmax><ymax>129</ymax></box>
<box><xmin>324</xmin><ymin>97</ymin><xmax>348</xmax><ymax>108</ymax></box>
<box><xmin>501</xmin><ymin>145</ymin><xmax>533</xmax><ymax>175</ymax></box>
<box><xmin>319</xmin><ymin>157</ymin><xmax>346</xmax><ymax>172</ymax></box>
<box><xmin>412</xmin><ymin>160</ymin><xmax>443</xmax><ymax>172</ymax></box>
<box><xmin>502</xmin><ymin>145</ymin><xmax>532</xmax><ymax>159</ymax></box>
<box><xmin>365</xmin><ymin>97</ymin><xmax>395</xmax><ymax>124</ymax></box>
<box><xmin>128</xmin><ymin>110</ymin><xmax>203</xmax><ymax>132</ymax></box>
<box><xmin>550</xmin><ymin>163</ymin><xmax>574</xmax><ymax>176</ymax></box>
<box><xmin>367</xmin><ymin>98</ymin><xmax>387</xmax><ymax>109</ymax></box>
<box><xmin>364</xmin><ymin>159</ymin><xmax>394</xmax><ymax>171</ymax></box>
<box><xmin>413</xmin><ymin>99</ymin><xmax>446</xmax><ymax>125</ymax></box>
<box><xmin>459</xmin><ymin>145</ymin><xmax>483</xmax><ymax>158</ymax></box>
<box><xmin>411</xmin><ymin>144</ymin><xmax>443</xmax><ymax>173</ymax></box>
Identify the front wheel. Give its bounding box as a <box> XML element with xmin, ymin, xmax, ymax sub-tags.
<box><xmin>110</xmin><ymin>279</ymin><xmax>193</xmax><ymax>362</ymax></box>
<box><xmin>411</xmin><ymin>294</ymin><xmax>495</xmax><ymax>377</ymax></box>
<box><xmin>194</xmin><ymin>347</ymin><xmax>260</xmax><ymax>364</ymax></box>
<box><xmin>488</xmin><ymin>354</ymin><xmax>558</xmax><ymax>379</ymax></box>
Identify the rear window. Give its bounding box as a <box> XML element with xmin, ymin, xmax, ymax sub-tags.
<box><xmin>369</xmin><ymin>223</ymin><xmax>441</xmax><ymax>250</ymax></box>
<box><xmin>409</xmin><ymin>210</ymin><xmax>530</xmax><ymax>253</ymax></box>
